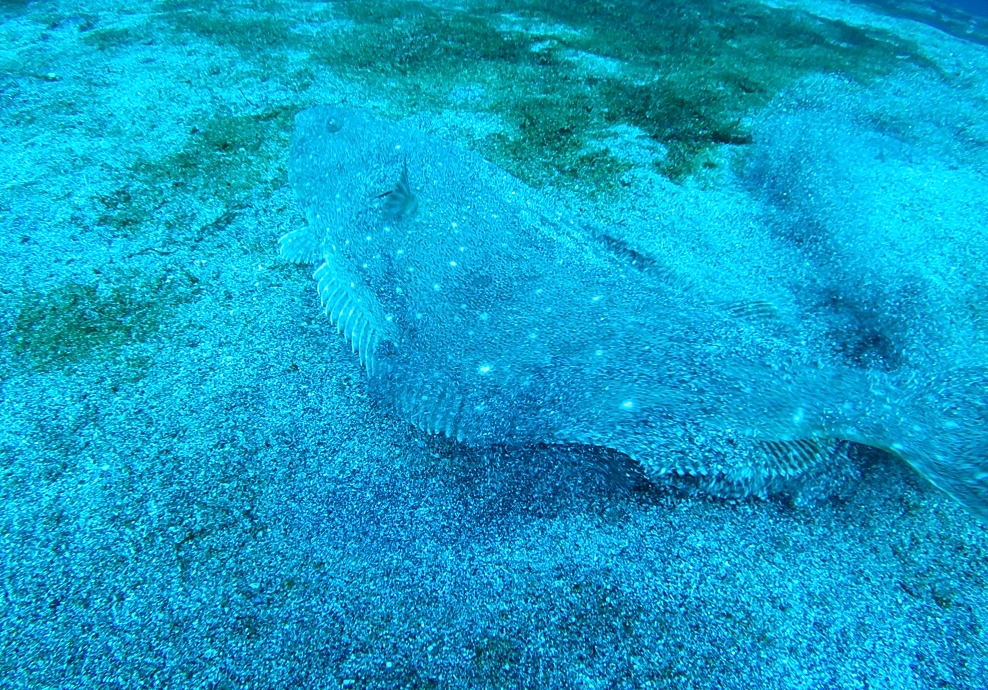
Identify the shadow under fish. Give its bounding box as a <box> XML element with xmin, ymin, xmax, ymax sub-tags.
<box><xmin>281</xmin><ymin>106</ymin><xmax>988</xmax><ymax>522</ymax></box>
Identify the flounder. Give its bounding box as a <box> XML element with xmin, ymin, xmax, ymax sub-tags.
<box><xmin>282</xmin><ymin>106</ymin><xmax>988</xmax><ymax>520</ymax></box>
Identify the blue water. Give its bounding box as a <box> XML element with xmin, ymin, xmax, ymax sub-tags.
<box><xmin>946</xmin><ymin>0</ymin><xmax>988</xmax><ymax>18</ymax></box>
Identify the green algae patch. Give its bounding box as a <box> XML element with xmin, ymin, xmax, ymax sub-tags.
<box><xmin>316</xmin><ymin>0</ymin><xmax>930</xmax><ymax>186</ymax></box>
<box><xmin>8</xmin><ymin>270</ymin><xmax>198</xmax><ymax>373</ymax></box>
<box><xmin>139</xmin><ymin>107</ymin><xmax>295</xmax><ymax>202</ymax></box>
<box><xmin>97</xmin><ymin>107</ymin><xmax>295</xmax><ymax>239</ymax></box>
<box><xmin>0</xmin><ymin>0</ymin><xmax>31</xmax><ymax>13</ymax></box>
<box><xmin>81</xmin><ymin>26</ymin><xmax>142</xmax><ymax>51</ymax></box>
<box><xmin>95</xmin><ymin>186</ymin><xmax>155</xmax><ymax>238</ymax></box>
<box><xmin>154</xmin><ymin>0</ymin><xmax>932</xmax><ymax>188</ymax></box>
<box><xmin>160</xmin><ymin>0</ymin><xmax>295</xmax><ymax>71</ymax></box>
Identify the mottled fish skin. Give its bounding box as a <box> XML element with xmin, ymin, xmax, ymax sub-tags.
<box><xmin>283</xmin><ymin>106</ymin><xmax>988</xmax><ymax>520</ymax></box>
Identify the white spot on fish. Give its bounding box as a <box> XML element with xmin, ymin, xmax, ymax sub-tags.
<box><xmin>449</xmin><ymin>261</ymin><xmax>457</xmax><ymax>267</ymax></box>
<box><xmin>792</xmin><ymin>408</ymin><xmax>805</xmax><ymax>425</ymax></box>
<box><xmin>621</xmin><ymin>400</ymin><xmax>634</xmax><ymax>410</ymax></box>
<box><xmin>478</xmin><ymin>364</ymin><xmax>492</xmax><ymax>375</ymax></box>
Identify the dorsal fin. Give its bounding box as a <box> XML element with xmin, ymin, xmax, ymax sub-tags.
<box><xmin>752</xmin><ymin>438</ymin><xmax>834</xmax><ymax>478</ymax></box>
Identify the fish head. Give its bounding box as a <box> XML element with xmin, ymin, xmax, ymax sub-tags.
<box><xmin>283</xmin><ymin>106</ymin><xmax>420</xmax><ymax>264</ymax></box>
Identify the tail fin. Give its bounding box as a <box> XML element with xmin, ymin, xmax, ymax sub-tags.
<box><xmin>892</xmin><ymin>367</ymin><xmax>988</xmax><ymax>522</ymax></box>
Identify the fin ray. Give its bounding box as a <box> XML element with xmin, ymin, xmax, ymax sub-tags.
<box><xmin>280</xmin><ymin>224</ymin><xmax>326</xmax><ymax>264</ymax></box>
<box><xmin>312</xmin><ymin>256</ymin><xmax>395</xmax><ymax>373</ymax></box>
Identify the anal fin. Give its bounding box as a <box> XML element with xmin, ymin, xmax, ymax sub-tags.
<box><xmin>620</xmin><ymin>431</ymin><xmax>842</xmax><ymax>499</ymax></box>
<box><xmin>753</xmin><ymin>438</ymin><xmax>836</xmax><ymax>479</ymax></box>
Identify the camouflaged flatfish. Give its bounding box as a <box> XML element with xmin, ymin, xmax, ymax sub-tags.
<box><xmin>281</xmin><ymin>106</ymin><xmax>988</xmax><ymax>521</ymax></box>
